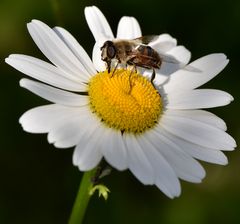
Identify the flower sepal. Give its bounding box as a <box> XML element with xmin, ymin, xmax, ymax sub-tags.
<box><xmin>89</xmin><ymin>184</ymin><xmax>110</xmax><ymax>201</ymax></box>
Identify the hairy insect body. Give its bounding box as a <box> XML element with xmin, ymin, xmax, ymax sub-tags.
<box><xmin>100</xmin><ymin>36</ymin><xmax>173</xmax><ymax>82</ymax></box>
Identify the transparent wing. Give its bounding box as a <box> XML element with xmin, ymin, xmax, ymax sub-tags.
<box><xmin>133</xmin><ymin>35</ymin><xmax>159</xmax><ymax>45</ymax></box>
<box><xmin>159</xmin><ymin>52</ymin><xmax>203</xmax><ymax>72</ymax></box>
<box><xmin>158</xmin><ymin>52</ymin><xmax>181</xmax><ymax>64</ymax></box>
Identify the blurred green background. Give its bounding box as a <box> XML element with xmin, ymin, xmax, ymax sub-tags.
<box><xmin>0</xmin><ymin>0</ymin><xmax>240</xmax><ymax>223</ymax></box>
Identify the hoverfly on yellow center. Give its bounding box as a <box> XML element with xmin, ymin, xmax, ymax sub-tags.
<box><xmin>88</xmin><ymin>36</ymin><xmax>171</xmax><ymax>133</ymax></box>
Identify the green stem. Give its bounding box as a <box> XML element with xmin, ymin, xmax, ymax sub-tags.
<box><xmin>68</xmin><ymin>168</ymin><xmax>98</xmax><ymax>224</ymax></box>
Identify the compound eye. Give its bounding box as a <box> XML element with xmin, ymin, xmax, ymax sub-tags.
<box><xmin>107</xmin><ymin>46</ymin><xmax>116</xmax><ymax>58</ymax></box>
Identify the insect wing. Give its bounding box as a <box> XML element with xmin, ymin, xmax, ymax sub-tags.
<box><xmin>133</xmin><ymin>35</ymin><xmax>159</xmax><ymax>45</ymax></box>
<box><xmin>158</xmin><ymin>52</ymin><xmax>181</xmax><ymax>65</ymax></box>
<box><xmin>159</xmin><ymin>52</ymin><xmax>203</xmax><ymax>73</ymax></box>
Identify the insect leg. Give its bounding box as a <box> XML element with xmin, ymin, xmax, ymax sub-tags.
<box><xmin>128</xmin><ymin>65</ymin><xmax>136</xmax><ymax>91</ymax></box>
<box><xmin>134</xmin><ymin>65</ymin><xmax>137</xmax><ymax>73</ymax></box>
<box><xmin>111</xmin><ymin>61</ymin><xmax>119</xmax><ymax>77</ymax></box>
<box><xmin>107</xmin><ymin>60</ymin><xmax>111</xmax><ymax>73</ymax></box>
<box><xmin>129</xmin><ymin>65</ymin><xmax>136</xmax><ymax>78</ymax></box>
<box><xmin>151</xmin><ymin>68</ymin><xmax>156</xmax><ymax>83</ymax></box>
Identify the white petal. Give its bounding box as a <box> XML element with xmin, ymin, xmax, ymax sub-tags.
<box><xmin>165</xmin><ymin>109</ymin><xmax>227</xmax><ymax>130</ymax></box>
<box><xmin>123</xmin><ymin>134</ymin><xmax>154</xmax><ymax>185</ymax></box>
<box><xmin>116</xmin><ymin>16</ymin><xmax>142</xmax><ymax>39</ymax></box>
<box><xmin>167</xmin><ymin>45</ymin><xmax>191</xmax><ymax>65</ymax></box>
<box><xmin>154</xmin><ymin>73</ymin><xmax>170</xmax><ymax>85</ymax></box>
<box><xmin>6</xmin><ymin>54</ymin><xmax>87</xmax><ymax>92</ymax></box>
<box><xmin>53</xmin><ymin>26</ymin><xmax>96</xmax><ymax>76</ymax></box>
<box><xmin>149</xmin><ymin>34</ymin><xmax>177</xmax><ymax>53</ymax></box>
<box><xmin>166</xmin><ymin>89</ymin><xmax>233</xmax><ymax>109</ymax></box>
<box><xmin>164</xmin><ymin>54</ymin><xmax>229</xmax><ymax>93</ymax></box>
<box><xmin>163</xmin><ymin>132</ymin><xmax>228</xmax><ymax>165</ymax></box>
<box><xmin>84</xmin><ymin>6</ymin><xmax>114</xmax><ymax>41</ymax></box>
<box><xmin>73</xmin><ymin>120</ymin><xmax>103</xmax><ymax>171</ymax></box>
<box><xmin>101</xmin><ymin>129</ymin><xmax>128</xmax><ymax>171</ymax></box>
<box><xmin>27</xmin><ymin>20</ymin><xmax>90</xmax><ymax>82</ymax></box>
<box><xmin>47</xmin><ymin>107</ymin><xmax>94</xmax><ymax>148</ymax></box>
<box><xmin>160</xmin><ymin>114</ymin><xmax>236</xmax><ymax>150</ymax></box>
<box><xmin>92</xmin><ymin>41</ymin><xmax>107</xmax><ymax>71</ymax></box>
<box><xmin>137</xmin><ymin>135</ymin><xmax>181</xmax><ymax>198</ymax></box>
<box><xmin>145</xmin><ymin>127</ymin><xmax>206</xmax><ymax>183</ymax></box>
<box><xmin>20</xmin><ymin>104</ymin><xmax>96</xmax><ymax>149</ymax></box>
<box><xmin>20</xmin><ymin>78</ymin><xmax>89</xmax><ymax>107</ymax></box>
<box><xmin>19</xmin><ymin>104</ymin><xmax>77</xmax><ymax>133</ymax></box>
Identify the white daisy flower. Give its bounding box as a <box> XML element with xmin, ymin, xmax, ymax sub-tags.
<box><xmin>5</xmin><ymin>7</ymin><xmax>236</xmax><ymax>198</ymax></box>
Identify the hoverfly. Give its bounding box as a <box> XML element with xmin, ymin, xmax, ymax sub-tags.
<box><xmin>100</xmin><ymin>36</ymin><xmax>180</xmax><ymax>82</ymax></box>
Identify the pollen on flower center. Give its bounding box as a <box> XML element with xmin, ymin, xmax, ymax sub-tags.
<box><xmin>88</xmin><ymin>69</ymin><xmax>163</xmax><ymax>133</ymax></box>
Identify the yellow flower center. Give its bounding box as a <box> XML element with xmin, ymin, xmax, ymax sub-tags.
<box><xmin>88</xmin><ymin>69</ymin><xmax>162</xmax><ymax>134</ymax></box>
